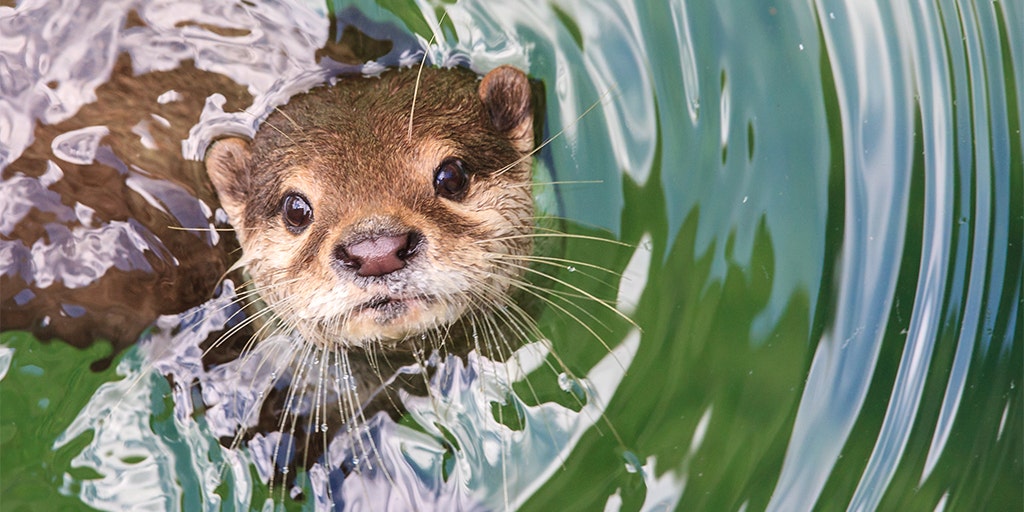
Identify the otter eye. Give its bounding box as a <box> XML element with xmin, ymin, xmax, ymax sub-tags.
<box><xmin>281</xmin><ymin>193</ymin><xmax>313</xmax><ymax>232</ymax></box>
<box><xmin>433</xmin><ymin>157</ymin><xmax>470</xmax><ymax>200</ymax></box>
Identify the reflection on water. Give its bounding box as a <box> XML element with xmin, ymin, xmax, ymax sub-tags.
<box><xmin>772</xmin><ymin>1</ymin><xmax>1022</xmax><ymax>509</ymax></box>
<box><xmin>1</xmin><ymin>0</ymin><xmax>1020</xmax><ymax>510</ymax></box>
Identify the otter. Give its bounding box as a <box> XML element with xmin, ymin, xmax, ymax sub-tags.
<box><xmin>206</xmin><ymin>64</ymin><xmax>542</xmax><ymax>480</ymax></box>
<box><xmin>198</xmin><ymin>65</ymin><xmax>540</xmax><ymax>480</ymax></box>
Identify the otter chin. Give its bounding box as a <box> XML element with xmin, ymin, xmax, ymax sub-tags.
<box><xmin>205</xmin><ymin>64</ymin><xmax>536</xmax><ymax>350</ymax></box>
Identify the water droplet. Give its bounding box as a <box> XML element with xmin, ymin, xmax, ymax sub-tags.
<box><xmin>623</xmin><ymin>451</ymin><xmax>643</xmax><ymax>474</ymax></box>
<box><xmin>558</xmin><ymin>373</ymin><xmax>583</xmax><ymax>395</ymax></box>
<box><xmin>156</xmin><ymin>90</ymin><xmax>182</xmax><ymax>104</ymax></box>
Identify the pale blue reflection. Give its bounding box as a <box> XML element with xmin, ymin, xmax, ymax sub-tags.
<box><xmin>768</xmin><ymin>0</ymin><xmax>913</xmax><ymax>509</ymax></box>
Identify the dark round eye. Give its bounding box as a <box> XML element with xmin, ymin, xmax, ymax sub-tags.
<box><xmin>281</xmin><ymin>193</ymin><xmax>313</xmax><ymax>232</ymax></box>
<box><xmin>433</xmin><ymin>157</ymin><xmax>470</xmax><ymax>200</ymax></box>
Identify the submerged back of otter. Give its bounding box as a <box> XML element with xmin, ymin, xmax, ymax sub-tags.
<box><xmin>0</xmin><ymin>57</ymin><xmax>252</xmax><ymax>349</ymax></box>
<box><xmin>207</xmin><ymin>65</ymin><xmax>537</xmax><ymax>351</ymax></box>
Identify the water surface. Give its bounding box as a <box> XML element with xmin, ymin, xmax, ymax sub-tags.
<box><xmin>0</xmin><ymin>0</ymin><xmax>1020</xmax><ymax>510</ymax></box>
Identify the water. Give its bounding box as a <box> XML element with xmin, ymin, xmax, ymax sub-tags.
<box><xmin>1</xmin><ymin>0</ymin><xmax>1021</xmax><ymax>510</ymax></box>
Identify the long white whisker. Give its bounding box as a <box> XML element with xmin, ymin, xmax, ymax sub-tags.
<box><xmin>493</xmin><ymin>88</ymin><xmax>615</xmax><ymax>177</ymax></box>
<box><xmin>475</xmin><ymin>231</ymin><xmax>633</xmax><ymax>247</ymax></box>
<box><xmin>407</xmin><ymin>11</ymin><xmax>450</xmax><ymax>141</ymax></box>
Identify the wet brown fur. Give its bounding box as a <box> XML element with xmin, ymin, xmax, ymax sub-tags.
<box><xmin>1</xmin><ymin>55</ymin><xmax>251</xmax><ymax>350</ymax></box>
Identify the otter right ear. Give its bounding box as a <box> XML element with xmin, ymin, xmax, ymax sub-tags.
<box><xmin>205</xmin><ymin>137</ymin><xmax>251</xmax><ymax>225</ymax></box>
<box><xmin>479</xmin><ymin>65</ymin><xmax>534</xmax><ymax>154</ymax></box>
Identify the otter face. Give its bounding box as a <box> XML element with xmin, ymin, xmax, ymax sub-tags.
<box><xmin>206</xmin><ymin>66</ymin><xmax>535</xmax><ymax>349</ymax></box>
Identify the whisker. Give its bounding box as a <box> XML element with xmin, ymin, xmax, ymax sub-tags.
<box><xmin>166</xmin><ymin>225</ymin><xmax>257</xmax><ymax>232</ymax></box>
<box><xmin>472</xmin><ymin>304</ymin><xmax>579</xmax><ymax>477</ymax></box>
<box><xmin>496</xmin><ymin>258</ymin><xmax>623</xmax><ymax>307</ymax></box>
<box><xmin>481</xmin><ymin>280</ymin><xmax>630</xmax><ymax>449</ymax></box>
<box><xmin>274</xmin><ymin>105</ymin><xmax>303</xmax><ymax>131</ymax></box>
<box><xmin>493</xmin><ymin>87</ymin><xmax>616</xmax><ymax>177</ymax></box>
<box><xmin>475</xmin><ymin>231</ymin><xmax>633</xmax><ymax>247</ymax></box>
<box><xmin>510</xmin><ymin>277</ymin><xmax>626</xmax><ymax>371</ymax></box>
<box><xmin>407</xmin><ymin>11</ymin><xmax>450</xmax><ymax>141</ymax></box>
<box><xmin>243</xmin><ymin>106</ymin><xmax>322</xmax><ymax>160</ymax></box>
<box><xmin>199</xmin><ymin>276</ymin><xmax>307</xmax><ymax>358</ymax></box>
<box><xmin>501</xmin><ymin>179</ymin><xmax>605</xmax><ymax>188</ymax></box>
<box><xmin>494</xmin><ymin>252</ymin><xmax>625</xmax><ymax>279</ymax></box>
<box><xmin>461</xmin><ymin>281</ymin><xmax>582</xmax><ymax>404</ymax></box>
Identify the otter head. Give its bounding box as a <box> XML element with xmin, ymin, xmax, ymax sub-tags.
<box><xmin>206</xmin><ymin>65</ymin><xmax>535</xmax><ymax>349</ymax></box>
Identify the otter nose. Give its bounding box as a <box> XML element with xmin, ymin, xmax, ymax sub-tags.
<box><xmin>335</xmin><ymin>232</ymin><xmax>421</xmax><ymax>277</ymax></box>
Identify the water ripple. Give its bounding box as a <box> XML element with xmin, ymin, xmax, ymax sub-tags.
<box><xmin>768</xmin><ymin>0</ymin><xmax>915</xmax><ymax>508</ymax></box>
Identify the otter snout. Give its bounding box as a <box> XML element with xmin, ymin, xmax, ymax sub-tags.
<box><xmin>334</xmin><ymin>230</ymin><xmax>423</xmax><ymax>277</ymax></box>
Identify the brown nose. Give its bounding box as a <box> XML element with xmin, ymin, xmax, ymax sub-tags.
<box><xmin>335</xmin><ymin>232</ymin><xmax>421</xmax><ymax>277</ymax></box>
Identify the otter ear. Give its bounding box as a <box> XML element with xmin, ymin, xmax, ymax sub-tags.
<box><xmin>479</xmin><ymin>65</ymin><xmax>534</xmax><ymax>154</ymax></box>
<box><xmin>205</xmin><ymin>137</ymin><xmax>251</xmax><ymax>225</ymax></box>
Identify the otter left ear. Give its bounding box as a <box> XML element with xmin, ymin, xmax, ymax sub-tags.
<box><xmin>479</xmin><ymin>65</ymin><xmax>534</xmax><ymax>154</ymax></box>
<box><xmin>205</xmin><ymin>137</ymin><xmax>251</xmax><ymax>228</ymax></box>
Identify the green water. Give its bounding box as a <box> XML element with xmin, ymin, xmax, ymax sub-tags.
<box><xmin>1</xmin><ymin>0</ymin><xmax>1021</xmax><ymax>510</ymax></box>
